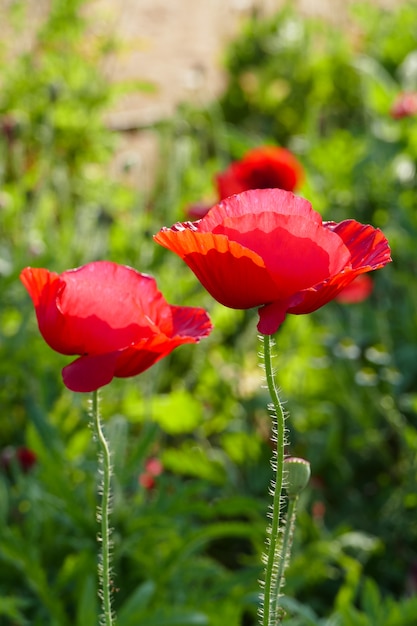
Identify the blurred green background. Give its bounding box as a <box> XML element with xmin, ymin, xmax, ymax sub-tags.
<box><xmin>1</xmin><ymin>1</ymin><xmax>417</xmax><ymax>624</ymax></box>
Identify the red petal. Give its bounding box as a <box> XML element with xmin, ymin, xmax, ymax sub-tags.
<box><xmin>200</xmin><ymin>188</ymin><xmax>319</xmax><ymax>232</ymax></box>
<box><xmin>21</xmin><ymin>264</ymin><xmax>167</xmax><ymax>355</ymax></box>
<box><xmin>326</xmin><ymin>220</ymin><xmax>392</xmax><ymax>270</ymax></box>
<box><xmin>62</xmin><ymin>306</ymin><xmax>212</xmax><ymax>391</ymax></box>
<box><xmin>236</xmin><ymin>147</ymin><xmax>303</xmax><ymax>191</ymax></box>
<box><xmin>335</xmin><ymin>274</ymin><xmax>373</xmax><ymax>304</ymax></box>
<box><xmin>105</xmin><ymin>305</ymin><xmax>212</xmax><ymax>378</ymax></box>
<box><xmin>170</xmin><ymin>305</ymin><xmax>213</xmax><ymax>339</ymax></box>
<box><xmin>257</xmin><ymin>268</ymin><xmax>363</xmax><ymax>334</ymax></box>
<box><xmin>114</xmin><ymin>341</ymin><xmax>173</xmax><ymax>378</ymax></box>
<box><xmin>215</xmin><ymin>147</ymin><xmax>303</xmax><ymax>200</ymax></box>
<box><xmin>287</xmin><ymin>270</ymin><xmax>359</xmax><ymax>316</ymax></box>
<box><xmin>285</xmin><ymin>221</ymin><xmax>391</xmax><ymax>315</ymax></box>
<box><xmin>114</xmin><ymin>307</ymin><xmax>211</xmax><ymax>378</ymax></box>
<box><xmin>62</xmin><ymin>353</ymin><xmax>118</xmax><ymax>392</ymax></box>
<box><xmin>212</xmin><ymin>212</ymin><xmax>350</xmax><ymax>298</ymax></box>
<box><xmin>257</xmin><ymin>300</ymin><xmax>290</xmax><ymax>335</ymax></box>
<box><xmin>20</xmin><ymin>267</ymin><xmax>72</xmax><ymax>354</ymax></box>
<box><xmin>20</xmin><ymin>267</ymin><xmax>59</xmax><ymax>308</ymax></box>
<box><xmin>114</xmin><ymin>341</ymin><xmax>188</xmax><ymax>379</ymax></box>
<box><xmin>184</xmin><ymin>202</ymin><xmax>212</xmax><ymax>220</ymax></box>
<box><xmin>155</xmin><ymin>226</ymin><xmax>280</xmax><ymax>308</ymax></box>
<box><xmin>215</xmin><ymin>168</ymin><xmax>247</xmax><ymax>200</ymax></box>
<box><xmin>57</xmin><ymin>262</ymin><xmax>166</xmax><ymax>354</ymax></box>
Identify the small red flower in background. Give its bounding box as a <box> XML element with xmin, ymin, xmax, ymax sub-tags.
<box><xmin>390</xmin><ymin>92</ymin><xmax>417</xmax><ymax>119</ymax></box>
<box><xmin>1</xmin><ymin>446</ymin><xmax>37</xmax><ymax>473</ymax></box>
<box><xmin>154</xmin><ymin>189</ymin><xmax>391</xmax><ymax>335</ymax></box>
<box><xmin>215</xmin><ymin>145</ymin><xmax>304</xmax><ymax>200</ymax></box>
<box><xmin>20</xmin><ymin>261</ymin><xmax>212</xmax><ymax>393</ymax></box>
<box><xmin>183</xmin><ymin>145</ymin><xmax>303</xmax><ymax>220</ymax></box>
<box><xmin>184</xmin><ymin>202</ymin><xmax>213</xmax><ymax>220</ymax></box>
<box><xmin>0</xmin><ymin>114</ymin><xmax>19</xmax><ymax>146</ymax></box>
<box><xmin>335</xmin><ymin>274</ymin><xmax>373</xmax><ymax>304</ymax></box>
<box><xmin>312</xmin><ymin>500</ymin><xmax>326</xmax><ymax>523</ymax></box>
<box><xmin>139</xmin><ymin>457</ymin><xmax>164</xmax><ymax>490</ymax></box>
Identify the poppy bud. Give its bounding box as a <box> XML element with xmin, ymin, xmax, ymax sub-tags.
<box><xmin>284</xmin><ymin>457</ymin><xmax>311</xmax><ymax>498</ymax></box>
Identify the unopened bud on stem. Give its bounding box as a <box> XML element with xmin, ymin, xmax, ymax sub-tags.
<box><xmin>284</xmin><ymin>457</ymin><xmax>311</xmax><ymax>498</ymax></box>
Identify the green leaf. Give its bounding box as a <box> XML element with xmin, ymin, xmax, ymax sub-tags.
<box><xmin>76</xmin><ymin>574</ymin><xmax>98</xmax><ymax>626</ymax></box>
<box><xmin>162</xmin><ymin>443</ymin><xmax>226</xmax><ymax>483</ymax></box>
<box><xmin>0</xmin><ymin>595</ymin><xmax>29</xmax><ymax>625</ymax></box>
<box><xmin>150</xmin><ymin>390</ymin><xmax>203</xmax><ymax>434</ymax></box>
<box><xmin>137</xmin><ymin>610</ymin><xmax>209</xmax><ymax>626</ymax></box>
<box><xmin>361</xmin><ymin>578</ymin><xmax>383</xmax><ymax>623</ymax></box>
<box><xmin>117</xmin><ymin>580</ymin><xmax>156</xmax><ymax>626</ymax></box>
<box><xmin>279</xmin><ymin>596</ymin><xmax>321</xmax><ymax>625</ymax></box>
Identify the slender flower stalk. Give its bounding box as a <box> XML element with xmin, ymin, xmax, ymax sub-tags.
<box><xmin>261</xmin><ymin>334</ymin><xmax>287</xmax><ymax>626</ymax></box>
<box><xmin>274</xmin><ymin>495</ymin><xmax>297</xmax><ymax>618</ymax></box>
<box><xmin>91</xmin><ymin>390</ymin><xmax>114</xmax><ymax>626</ymax></box>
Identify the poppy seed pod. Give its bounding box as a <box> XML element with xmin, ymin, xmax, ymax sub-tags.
<box><xmin>284</xmin><ymin>457</ymin><xmax>311</xmax><ymax>498</ymax></box>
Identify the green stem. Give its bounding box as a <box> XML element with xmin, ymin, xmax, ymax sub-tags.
<box><xmin>274</xmin><ymin>495</ymin><xmax>298</xmax><ymax>619</ymax></box>
<box><xmin>91</xmin><ymin>390</ymin><xmax>114</xmax><ymax>626</ymax></box>
<box><xmin>261</xmin><ymin>334</ymin><xmax>287</xmax><ymax>626</ymax></box>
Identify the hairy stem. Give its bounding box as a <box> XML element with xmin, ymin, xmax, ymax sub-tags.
<box><xmin>261</xmin><ymin>334</ymin><xmax>287</xmax><ymax>626</ymax></box>
<box><xmin>274</xmin><ymin>495</ymin><xmax>298</xmax><ymax>618</ymax></box>
<box><xmin>91</xmin><ymin>390</ymin><xmax>114</xmax><ymax>626</ymax></box>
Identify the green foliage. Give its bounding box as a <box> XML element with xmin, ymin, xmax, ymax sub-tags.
<box><xmin>2</xmin><ymin>0</ymin><xmax>417</xmax><ymax>624</ymax></box>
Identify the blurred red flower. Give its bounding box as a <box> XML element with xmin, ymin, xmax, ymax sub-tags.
<box><xmin>0</xmin><ymin>114</ymin><xmax>19</xmax><ymax>145</ymax></box>
<box><xmin>139</xmin><ymin>457</ymin><xmax>163</xmax><ymax>490</ymax></box>
<box><xmin>215</xmin><ymin>145</ymin><xmax>304</xmax><ymax>200</ymax></box>
<box><xmin>184</xmin><ymin>202</ymin><xmax>213</xmax><ymax>220</ymax></box>
<box><xmin>390</xmin><ymin>92</ymin><xmax>417</xmax><ymax>119</ymax></box>
<box><xmin>1</xmin><ymin>446</ymin><xmax>37</xmax><ymax>473</ymax></box>
<box><xmin>20</xmin><ymin>261</ymin><xmax>212</xmax><ymax>392</ymax></box>
<box><xmin>335</xmin><ymin>274</ymin><xmax>373</xmax><ymax>304</ymax></box>
<box><xmin>154</xmin><ymin>189</ymin><xmax>391</xmax><ymax>335</ymax></box>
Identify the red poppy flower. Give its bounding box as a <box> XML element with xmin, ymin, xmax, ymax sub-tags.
<box><xmin>154</xmin><ymin>189</ymin><xmax>391</xmax><ymax>335</ymax></box>
<box><xmin>335</xmin><ymin>274</ymin><xmax>373</xmax><ymax>304</ymax></box>
<box><xmin>20</xmin><ymin>261</ymin><xmax>212</xmax><ymax>392</ymax></box>
<box><xmin>215</xmin><ymin>146</ymin><xmax>304</xmax><ymax>200</ymax></box>
<box><xmin>390</xmin><ymin>92</ymin><xmax>417</xmax><ymax>119</ymax></box>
